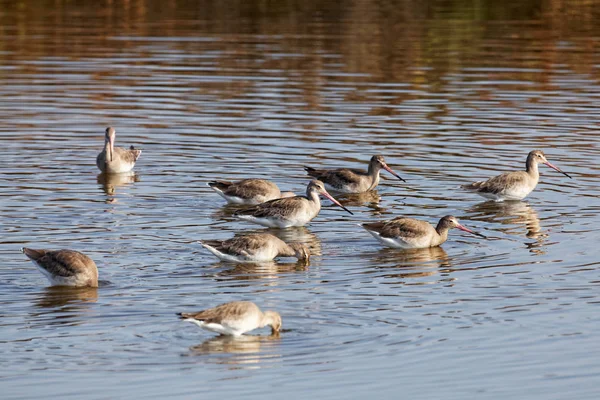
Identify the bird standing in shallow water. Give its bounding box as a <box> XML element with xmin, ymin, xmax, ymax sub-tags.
<box><xmin>21</xmin><ymin>248</ymin><xmax>99</xmax><ymax>287</ymax></box>
<box><xmin>361</xmin><ymin>215</ymin><xmax>485</xmax><ymax>249</ymax></box>
<box><xmin>96</xmin><ymin>127</ymin><xmax>142</xmax><ymax>174</ymax></box>
<box><xmin>200</xmin><ymin>233</ymin><xmax>310</xmax><ymax>263</ymax></box>
<box><xmin>178</xmin><ymin>301</ymin><xmax>282</xmax><ymax>336</ymax></box>
<box><xmin>208</xmin><ymin>178</ymin><xmax>295</xmax><ymax>205</ymax></box>
<box><xmin>234</xmin><ymin>180</ymin><xmax>353</xmax><ymax>228</ymax></box>
<box><xmin>461</xmin><ymin>150</ymin><xmax>571</xmax><ymax>201</ymax></box>
<box><xmin>304</xmin><ymin>155</ymin><xmax>405</xmax><ymax>193</ymax></box>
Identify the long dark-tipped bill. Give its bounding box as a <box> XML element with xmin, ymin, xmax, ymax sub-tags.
<box><xmin>457</xmin><ymin>224</ymin><xmax>487</xmax><ymax>239</ymax></box>
<box><xmin>382</xmin><ymin>164</ymin><xmax>406</xmax><ymax>182</ymax></box>
<box><xmin>322</xmin><ymin>191</ymin><xmax>354</xmax><ymax>215</ymax></box>
<box><xmin>544</xmin><ymin>161</ymin><xmax>572</xmax><ymax>179</ymax></box>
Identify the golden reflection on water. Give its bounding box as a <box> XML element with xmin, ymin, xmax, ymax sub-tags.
<box><xmin>0</xmin><ymin>0</ymin><xmax>599</xmax><ymax>122</ymax></box>
<box><xmin>1</xmin><ymin>0</ymin><xmax>600</xmax><ymax>397</ymax></box>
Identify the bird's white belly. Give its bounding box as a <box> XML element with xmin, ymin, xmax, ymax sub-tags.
<box><xmin>324</xmin><ymin>182</ymin><xmax>354</xmax><ymax>194</ymax></box>
<box><xmin>240</xmin><ymin>208</ymin><xmax>317</xmax><ymax>228</ymax></box>
<box><xmin>485</xmin><ymin>186</ymin><xmax>533</xmax><ymax>202</ymax></box>
<box><xmin>247</xmin><ymin>247</ymin><xmax>280</xmax><ymax>261</ymax></box>
<box><xmin>104</xmin><ymin>161</ymin><xmax>134</xmax><ymax>174</ymax></box>
<box><xmin>186</xmin><ymin>316</ymin><xmax>260</xmax><ymax>336</ymax></box>
<box><xmin>221</xmin><ymin>193</ymin><xmax>266</xmax><ymax>205</ymax></box>
<box><xmin>202</xmin><ymin>242</ymin><xmax>279</xmax><ymax>262</ymax></box>
<box><xmin>204</xmin><ymin>246</ymin><xmax>246</xmax><ymax>263</ymax></box>
<box><xmin>366</xmin><ymin>230</ymin><xmax>429</xmax><ymax>249</ymax></box>
<box><xmin>187</xmin><ymin>320</ymin><xmax>243</xmax><ymax>336</ymax></box>
<box><xmin>34</xmin><ymin>261</ymin><xmax>79</xmax><ymax>286</ymax></box>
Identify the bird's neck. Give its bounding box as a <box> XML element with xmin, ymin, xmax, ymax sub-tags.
<box><xmin>525</xmin><ymin>155</ymin><xmax>539</xmax><ymax>178</ymax></box>
<box><xmin>277</xmin><ymin>243</ymin><xmax>295</xmax><ymax>258</ymax></box>
<box><xmin>366</xmin><ymin>163</ymin><xmax>381</xmax><ymax>190</ymax></box>
<box><xmin>367</xmin><ymin>174</ymin><xmax>381</xmax><ymax>191</ymax></box>
<box><xmin>306</xmin><ymin>188</ymin><xmax>321</xmax><ymax>206</ymax></box>
<box><xmin>434</xmin><ymin>222</ymin><xmax>450</xmax><ymax>246</ymax></box>
<box><xmin>260</xmin><ymin>313</ymin><xmax>275</xmax><ymax>328</ymax></box>
<box><xmin>367</xmin><ymin>161</ymin><xmax>381</xmax><ymax>177</ymax></box>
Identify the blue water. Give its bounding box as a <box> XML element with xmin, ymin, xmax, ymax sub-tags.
<box><xmin>1</xmin><ymin>1</ymin><xmax>600</xmax><ymax>399</ymax></box>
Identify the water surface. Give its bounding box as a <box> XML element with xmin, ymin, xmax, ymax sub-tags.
<box><xmin>1</xmin><ymin>1</ymin><xmax>600</xmax><ymax>399</ymax></box>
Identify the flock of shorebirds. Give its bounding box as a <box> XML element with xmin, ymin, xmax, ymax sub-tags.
<box><xmin>21</xmin><ymin>127</ymin><xmax>572</xmax><ymax>337</ymax></box>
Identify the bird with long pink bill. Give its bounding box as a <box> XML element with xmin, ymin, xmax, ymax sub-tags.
<box><xmin>96</xmin><ymin>127</ymin><xmax>142</xmax><ymax>174</ymax></box>
<box><xmin>461</xmin><ymin>150</ymin><xmax>571</xmax><ymax>202</ymax></box>
<box><xmin>361</xmin><ymin>215</ymin><xmax>486</xmax><ymax>249</ymax></box>
<box><xmin>304</xmin><ymin>155</ymin><xmax>405</xmax><ymax>194</ymax></box>
<box><xmin>233</xmin><ymin>180</ymin><xmax>353</xmax><ymax>228</ymax></box>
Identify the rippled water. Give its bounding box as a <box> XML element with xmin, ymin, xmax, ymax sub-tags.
<box><xmin>1</xmin><ymin>1</ymin><xmax>600</xmax><ymax>398</ymax></box>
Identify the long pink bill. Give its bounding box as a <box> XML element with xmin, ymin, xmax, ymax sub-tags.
<box><xmin>382</xmin><ymin>164</ymin><xmax>406</xmax><ymax>182</ymax></box>
<box><xmin>544</xmin><ymin>161</ymin><xmax>572</xmax><ymax>179</ymax></box>
<box><xmin>322</xmin><ymin>191</ymin><xmax>354</xmax><ymax>215</ymax></box>
<box><xmin>456</xmin><ymin>223</ymin><xmax>487</xmax><ymax>239</ymax></box>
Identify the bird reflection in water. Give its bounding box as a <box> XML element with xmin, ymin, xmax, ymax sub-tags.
<box><xmin>264</xmin><ymin>226</ymin><xmax>322</xmax><ymax>256</ymax></box>
<box><xmin>210</xmin><ymin>215</ymin><xmax>325</xmax><ymax>257</ymax></box>
<box><xmin>213</xmin><ymin>260</ymin><xmax>309</xmax><ymax>282</ymax></box>
<box><xmin>31</xmin><ymin>286</ymin><xmax>98</xmax><ymax>327</ymax></box>
<box><xmin>469</xmin><ymin>201</ymin><xmax>547</xmax><ymax>254</ymax></box>
<box><xmin>34</xmin><ymin>286</ymin><xmax>99</xmax><ymax>309</ymax></box>
<box><xmin>186</xmin><ymin>333</ymin><xmax>281</xmax><ymax>367</ymax></box>
<box><xmin>97</xmin><ymin>172</ymin><xmax>140</xmax><ymax>197</ymax></box>
<box><xmin>211</xmin><ymin>203</ymin><xmax>246</xmax><ymax>219</ymax></box>
<box><xmin>367</xmin><ymin>247</ymin><xmax>451</xmax><ymax>282</ymax></box>
<box><xmin>337</xmin><ymin>190</ymin><xmax>382</xmax><ymax>211</ymax></box>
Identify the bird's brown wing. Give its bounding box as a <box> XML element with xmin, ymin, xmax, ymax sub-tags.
<box><xmin>234</xmin><ymin>197</ymin><xmax>304</xmax><ymax>219</ymax></box>
<box><xmin>306</xmin><ymin>166</ymin><xmax>364</xmax><ymax>187</ymax></box>
<box><xmin>180</xmin><ymin>301</ymin><xmax>257</xmax><ymax>324</ymax></box>
<box><xmin>224</xmin><ymin>179</ymin><xmax>277</xmax><ymax>199</ymax></box>
<box><xmin>115</xmin><ymin>147</ymin><xmax>142</xmax><ymax>163</ymax></box>
<box><xmin>38</xmin><ymin>250</ymin><xmax>93</xmax><ymax>277</ymax></box>
<box><xmin>462</xmin><ymin>171</ymin><xmax>526</xmax><ymax>194</ymax></box>
<box><xmin>364</xmin><ymin>218</ymin><xmax>431</xmax><ymax>239</ymax></box>
<box><xmin>208</xmin><ymin>180</ymin><xmax>233</xmax><ymax>191</ymax></box>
